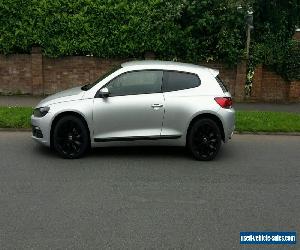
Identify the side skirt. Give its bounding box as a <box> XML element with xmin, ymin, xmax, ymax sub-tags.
<box><xmin>94</xmin><ymin>135</ymin><xmax>181</xmax><ymax>142</ymax></box>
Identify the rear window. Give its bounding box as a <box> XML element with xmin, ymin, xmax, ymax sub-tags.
<box><xmin>216</xmin><ymin>75</ymin><xmax>229</xmax><ymax>93</ymax></box>
<box><xmin>162</xmin><ymin>71</ymin><xmax>201</xmax><ymax>92</ymax></box>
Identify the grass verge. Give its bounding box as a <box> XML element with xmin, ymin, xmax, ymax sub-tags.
<box><xmin>0</xmin><ymin>107</ymin><xmax>299</xmax><ymax>133</ymax></box>
<box><xmin>236</xmin><ymin>111</ymin><xmax>300</xmax><ymax>132</ymax></box>
<box><xmin>0</xmin><ymin>107</ymin><xmax>32</xmax><ymax>129</ymax></box>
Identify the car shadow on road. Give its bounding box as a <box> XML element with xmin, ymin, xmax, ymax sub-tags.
<box><xmin>33</xmin><ymin>144</ymin><xmax>232</xmax><ymax>162</ymax></box>
<box><xmin>34</xmin><ymin>144</ymin><xmax>191</xmax><ymax>160</ymax></box>
<box><xmin>88</xmin><ymin>146</ymin><xmax>191</xmax><ymax>159</ymax></box>
<box><xmin>33</xmin><ymin>144</ymin><xmax>56</xmax><ymax>157</ymax></box>
<box><xmin>88</xmin><ymin>145</ymin><xmax>232</xmax><ymax>162</ymax></box>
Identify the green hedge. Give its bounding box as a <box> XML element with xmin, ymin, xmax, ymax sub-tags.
<box><xmin>0</xmin><ymin>0</ymin><xmax>247</xmax><ymax>64</ymax></box>
<box><xmin>250</xmin><ymin>0</ymin><xmax>300</xmax><ymax>80</ymax></box>
<box><xmin>0</xmin><ymin>0</ymin><xmax>299</xmax><ymax>78</ymax></box>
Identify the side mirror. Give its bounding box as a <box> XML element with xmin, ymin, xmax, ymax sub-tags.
<box><xmin>98</xmin><ymin>87</ymin><xmax>110</xmax><ymax>98</ymax></box>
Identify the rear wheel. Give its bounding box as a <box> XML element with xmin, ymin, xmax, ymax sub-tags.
<box><xmin>187</xmin><ymin>118</ymin><xmax>222</xmax><ymax>161</ymax></box>
<box><xmin>53</xmin><ymin>115</ymin><xmax>90</xmax><ymax>159</ymax></box>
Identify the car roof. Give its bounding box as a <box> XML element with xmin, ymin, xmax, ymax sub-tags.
<box><xmin>121</xmin><ymin>60</ymin><xmax>218</xmax><ymax>76</ymax></box>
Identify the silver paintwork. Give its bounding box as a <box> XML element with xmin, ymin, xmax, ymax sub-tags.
<box><xmin>31</xmin><ymin>60</ymin><xmax>235</xmax><ymax>148</ymax></box>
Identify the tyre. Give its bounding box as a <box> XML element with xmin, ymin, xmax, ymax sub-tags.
<box><xmin>53</xmin><ymin>115</ymin><xmax>90</xmax><ymax>159</ymax></box>
<box><xmin>187</xmin><ymin>118</ymin><xmax>222</xmax><ymax>161</ymax></box>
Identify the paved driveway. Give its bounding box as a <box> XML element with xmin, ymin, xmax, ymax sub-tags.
<box><xmin>0</xmin><ymin>132</ymin><xmax>299</xmax><ymax>249</ymax></box>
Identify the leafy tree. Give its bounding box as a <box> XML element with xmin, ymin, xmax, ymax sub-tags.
<box><xmin>250</xmin><ymin>0</ymin><xmax>300</xmax><ymax>80</ymax></box>
<box><xmin>178</xmin><ymin>0</ymin><xmax>247</xmax><ymax>64</ymax></box>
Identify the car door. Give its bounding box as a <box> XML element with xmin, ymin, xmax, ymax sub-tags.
<box><xmin>161</xmin><ymin>70</ymin><xmax>201</xmax><ymax>137</ymax></box>
<box><xmin>93</xmin><ymin>70</ymin><xmax>165</xmax><ymax>141</ymax></box>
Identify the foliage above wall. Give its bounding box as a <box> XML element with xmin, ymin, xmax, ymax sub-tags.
<box><xmin>0</xmin><ymin>0</ymin><xmax>299</xmax><ymax>79</ymax></box>
<box><xmin>0</xmin><ymin>0</ymin><xmax>247</xmax><ymax>64</ymax></box>
<box><xmin>250</xmin><ymin>0</ymin><xmax>300</xmax><ymax>80</ymax></box>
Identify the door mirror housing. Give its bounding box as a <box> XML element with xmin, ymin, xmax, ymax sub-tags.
<box><xmin>98</xmin><ymin>87</ymin><xmax>110</xmax><ymax>98</ymax></box>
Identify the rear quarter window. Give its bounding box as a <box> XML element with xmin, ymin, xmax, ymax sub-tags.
<box><xmin>163</xmin><ymin>71</ymin><xmax>201</xmax><ymax>92</ymax></box>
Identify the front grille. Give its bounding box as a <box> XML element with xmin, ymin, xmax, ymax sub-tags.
<box><xmin>32</xmin><ymin>126</ymin><xmax>43</xmax><ymax>138</ymax></box>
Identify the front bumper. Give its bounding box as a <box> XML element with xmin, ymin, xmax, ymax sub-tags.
<box><xmin>32</xmin><ymin>125</ymin><xmax>43</xmax><ymax>138</ymax></box>
<box><xmin>31</xmin><ymin>114</ymin><xmax>52</xmax><ymax>146</ymax></box>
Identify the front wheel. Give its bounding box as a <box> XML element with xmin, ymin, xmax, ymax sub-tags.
<box><xmin>187</xmin><ymin>118</ymin><xmax>222</xmax><ymax>161</ymax></box>
<box><xmin>53</xmin><ymin>115</ymin><xmax>90</xmax><ymax>159</ymax></box>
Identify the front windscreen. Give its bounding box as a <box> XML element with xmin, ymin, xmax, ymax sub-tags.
<box><xmin>81</xmin><ymin>65</ymin><xmax>121</xmax><ymax>91</ymax></box>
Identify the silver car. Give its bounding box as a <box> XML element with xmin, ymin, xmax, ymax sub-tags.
<box><xmin>31</xmin><ymin>60</ymin><xmax>235</xmax><ymax>160</ymax></box>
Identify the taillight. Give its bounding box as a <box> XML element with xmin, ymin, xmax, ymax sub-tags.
<box><xmin>214</xmin><ymin>97</ymin><xmax>233</xmax><ymax>109</ymax></box>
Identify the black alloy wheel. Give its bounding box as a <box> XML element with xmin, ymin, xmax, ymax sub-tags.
<box><xmin>187</xmin><ymin>118</ymin><xmax>222</xmax><ymax>161</ymax></box>
<box><xmin>53</xmin><ymin>115</ymin><xmax>89</xmax><ymax>159</ymax></box>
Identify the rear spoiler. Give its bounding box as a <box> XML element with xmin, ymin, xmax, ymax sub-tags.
<box><xmin>209</xmin><ymin>69</ymin><xmax>219</xmax><ymax>77</ymax></box>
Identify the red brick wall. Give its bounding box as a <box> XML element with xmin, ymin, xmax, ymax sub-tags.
<box><xmin>0</xmin><ymin>51</ymin><xmax>125</xmax><ymax>95</ymax></box>
<box><xmin>0</xmin><ymin>48</ymin><xmax>245</xmax><ymax>99</ymax></box>
<box><xmin>43</xmin><ymin>57</ymin><xmax>124</xmax><ymax>95</ymax></box>
<box><xmin>293</xmin><ymin>30</ymin><xmax>300</xmax><ymax>41</ymax></box>
<box><xmin>1</xmin><ymin>45</ymin><xmax>299</xmax><ymax>102</ymax></box>
<box><xmin>289</xmin><ymin>81</ymin><xmax>300</xmax><ymax>102</ymax></box>
<box><xmin>251</xmin><ymin>65</ymin><xmax>294</xmax><ymax>102</ymax></box>
<box><xmin>0</xmin><ymin>54</ymin><xmax>32</xmax><ymax>94</ymax></box>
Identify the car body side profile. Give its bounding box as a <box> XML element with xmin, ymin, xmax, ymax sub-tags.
<box><xmin>31</xmin><ymin>60</ymin><xmax>235</xmax><ymax>160</ymax></box>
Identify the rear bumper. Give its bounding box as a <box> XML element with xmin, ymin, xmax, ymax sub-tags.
<box><xmin>218</xmin><ymin>107</ymin><xmax>235</xmax><ymax>142</ymax></box>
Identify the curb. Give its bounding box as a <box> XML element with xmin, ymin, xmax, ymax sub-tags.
<box><xmin>234</xmin><ymin>131</ymin><xmax>300</xmax><ymax>136</ymax></box>
<box><xmin>0</xmin><ymin>128</ymin><xmax>299</xmax><ymax>136</ymax></box>
<box><xmin>0</xmin><ymin>128</ymin><xmax>31</xmax><ymax>132</ymax></box>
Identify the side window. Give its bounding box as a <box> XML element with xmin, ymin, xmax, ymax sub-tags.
<box><xmin>106</xmin><ymin>70</ymin><xmax>163</xmax><ymax>96</ymax></box>
<box><xmin>163</xmin><ymin>71</ymin><xmax>201</xmax><ymax>92</ymax></box>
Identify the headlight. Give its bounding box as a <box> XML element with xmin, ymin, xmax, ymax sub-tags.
<box><xmin>33</xmin><ymin>106</ymin><xmax>50</xmax><ymax>117</ymax></box>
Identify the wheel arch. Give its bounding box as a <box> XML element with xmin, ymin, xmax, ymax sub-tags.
<box><xmin>50</xmin><ymin>111</ymin><xmax>91</xmax><ymax>148</ymax></box>
<box><xmin>186</xmin><ymin>113</ymin><xmax>225</xmax><ymax>143</ymax></box>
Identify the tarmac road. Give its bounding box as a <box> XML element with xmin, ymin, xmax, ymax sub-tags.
<box><xmin>0</xmin><ymin>132</ymin><xmax>299</xmax><ymax>249</ymax></box>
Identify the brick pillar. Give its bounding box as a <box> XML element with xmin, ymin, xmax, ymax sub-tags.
<box><xmin>31</xmin><ymin>47</ymin><xmax>43</xmax><ymax>95</ymax></box>
<box><xmin>251</xmin><ymin>64</ymin><xmax>263</xmax><ymax>101</ymax></box>
<box><xmin>234</xmin><ymin>60</ymin><xmax>246</xmax><ymax>101</ymax></box>
<box><xmin>288</xmin><ymin>81</ymin><xmax>300</xmax><ymax>102</ymax></box>
<box><xmin>293</xmin><ymin>30</ymin><xmax>300</xmax><ymax>41</ymax></box>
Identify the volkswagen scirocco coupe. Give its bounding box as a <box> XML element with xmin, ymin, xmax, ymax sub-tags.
<box><xmin>31</xmin><ymin>60</ymin><xmax>235</xmax><ymax>160</ymax></box>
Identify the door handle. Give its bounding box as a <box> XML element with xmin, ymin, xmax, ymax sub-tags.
<box><xmin>151</xmin><ymin>104</ymin><xmax>163</xmax><ymax>108</ymax></box>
